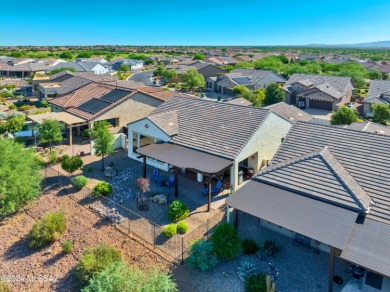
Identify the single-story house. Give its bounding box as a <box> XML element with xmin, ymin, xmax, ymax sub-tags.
<box><xmin>169</xmin><ymin>61</ymin><xmax>227</xmax><ymax>80</ymax></box>
<box><xmin>264</xmin><ymin>102</ymin><xmax>314</xmax><ymax>123</ymax></box>
<box><xmin>109</xmin><ymin>59</ymin><xmax>144</xmax><ymax>71</ymax></box>
<box><xmin>362</xmin><ymin>80</ymin><xmax>390</xmax><ymax>117</ymax></box>
<box><xmin>35</xmin><ymin>71</ymin><xmax>119</xmax><ymax>99</ymax></box>
<box><xmin>227</xmin><ymin>121</ymin><xmax>390</xmax><ymax>292</ymax></box>
<box><xmin>207</xmin><ymin>69</ymin><xmax>286</xmax><ymax>95</ymax></box>
<box><xmin>127</xmin><ymin>96</ymin><xmax>292</xmax><ymax>191</ymax></box>
<box><xmin>0</xmin><ymin>62</ymin><xmax>50</xmax><ymax>78</ymax></box>
<box><xmin>341</xmin><ymin>121</ymin><xmax>390</xmax><ymax>135</ymax></box>
<box><xmin>283</xmin><ymin>74</ymin><xmax>354</xmax><ymax>111</ymax></box>
<box><xmin>49</xmin><ymin>61</ymin><xmax>110</xmax><ymax>75</ymax></box>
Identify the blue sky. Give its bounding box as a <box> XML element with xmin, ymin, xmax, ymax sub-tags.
<box><xmin>1</xmin><ymin>0</ymin><xmax>390</xmax><ymax>46</ymax></box>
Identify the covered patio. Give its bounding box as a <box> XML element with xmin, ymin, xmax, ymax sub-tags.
<box><xmin>136</xmin><ymin>142</ymin><xmax>233</xmax><ymax>212</ymax></box>
<box><xmin>27</xmin><ymin>111</ymin><xmax>89</xmax><ymax>146</ymax></box>
<box><xmin>226</xmin><ymin>181</ymin><xmax>360</xmax><ymax>292</ymax></box>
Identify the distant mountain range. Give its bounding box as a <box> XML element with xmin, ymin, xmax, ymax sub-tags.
<box><xmin>304</xmin><ymin>41</ymin><xmax>390</xmax><ymax>48</ymax></box>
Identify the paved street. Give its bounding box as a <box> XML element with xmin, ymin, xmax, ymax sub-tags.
<box><xmin>128</xmin><ymin>69</ymin><xmax>155</xmax><ymax>86</ymax></box>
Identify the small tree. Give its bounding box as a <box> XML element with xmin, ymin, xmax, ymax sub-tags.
<box><xmin>181</xmin><ymin>69</ymin><xmax>205</xmax><ymax>90</ymax></box>
<box><xmin>210</xmin><ymin>222</ymin><xmax>241</xmax><ymax>260</ymax></box>
<box><xmin>373</xmin><ymin>104</ymin><xmax>390</xmax><ymax>124</ymax></box>
<box><xmin>61</xmin><ymin>155</ymin><xmax>83</xmax><ymax>175</ymax></box>
<box><xmin>37</xmin><ymin>119</ymin><xmax>64</xmax><ymax>150</ymax></box>
<box><xmin>91</xmin><ymin>121</ymin><xmax>114</xmax><ymax>171</ymax></box>
<box><xmin>0</xmin><ymin>114</ymin><xmax>25</xmax><ymax>135</ymax></box>
<box><xmin>193</xmin><ymin>53</ymin><xmax>206</xmax><ymax>60</ymax></box>
<box><xmin>264</xmin><ymin>83</ymin><xmax>285</xmax><ymax>105</ymax></box>
<box><xmin>330</xmin><ymin>106</ymin><xmax>358</xmax><ymax>125</ymax></box>
<box><xmin>119</xmin><ymin>64</ymin><xmax>130</xmax><ymax>72</ymax></box>
<box><xmin>162</xmin><ymin>69</ymin><xmax>177</xmax><ymax>82</ymax></box>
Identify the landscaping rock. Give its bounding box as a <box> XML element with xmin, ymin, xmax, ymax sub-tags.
<box><xmin>151</xmin><ymin>194</ymin><xmax>167</xmax><ymax>206</ymax></box>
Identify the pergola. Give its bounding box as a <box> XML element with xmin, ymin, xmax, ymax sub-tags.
<box><xmin>27</xmin><ymin>112</ymin><xmax>88</xmax><ymax>146</ymax></box>
<box><xmin>136</xmin><ymin>142</ymin><xmax>233</xmax><ymax>212</ymax></box>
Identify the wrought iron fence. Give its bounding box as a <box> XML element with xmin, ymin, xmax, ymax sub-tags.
<box><xmin>42</xmin><ymin>166</ymin><xmax>227</xmax><ymax>263</ymax></box>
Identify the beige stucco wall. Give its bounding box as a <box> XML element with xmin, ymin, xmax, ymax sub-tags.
<box><xmin>232</xmin><ymin>112</ymin><xmax>292</xmax><ymax>190</ymax></box>
<box><xmin>92</xmin><ymin>92</ymin><xmax>164</xmax><ymax>127</ymax></box>
<box><xmin>127</xmin><ymin>117</ymin><xmax>171</xmax><ymax>171</ymax></box>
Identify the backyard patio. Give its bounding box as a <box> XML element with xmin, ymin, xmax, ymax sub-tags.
<box><xmin>174</xmin><ymin>213</ymin><xmax>356</xmax><ymax>292</ymax></box>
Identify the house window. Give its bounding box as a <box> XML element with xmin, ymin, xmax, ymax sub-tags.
<box><xmin>132</xmin><ymin>132</ymin><xmax>139</xmax><ymax>152</ymax></box>
<box><xmin>365</xmin><ymin>271</ymin><xmax>383</xmax><ymax>290</ymax></box>
<box><xmin>139</xmin><ymin>135</ymin><xmax>155</xmax><ymax>148</ymax></box>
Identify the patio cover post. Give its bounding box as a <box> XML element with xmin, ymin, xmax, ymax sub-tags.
<box><xmin>234</xmin><ymin>208</ymin><xmax>238</xmax><ymax>229</ymax></box>
<box><xmin>68</xmin><ymin>125</ymin><xmax>73</xmax><ymax>146</ymax></box>
<box><xmin>207</xmin><ymin>177</ymin><xmax>211</xmax><ymax>212</ymax></box>
<box><xmin>329</xmin><ymin>246</ymin><xmax>335</xmax><ymax>292</ymax></box>
<box><xmin>142</xmin><ymin>156</ymin><xmax>146</xmax><ymax>178</ymax></box>
<box><xmin>174</xmin><ymin>167</ymin><xmax>179</xmax><ymax>197</ymax></box>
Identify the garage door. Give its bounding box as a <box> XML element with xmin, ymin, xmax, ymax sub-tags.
<box><xmin>309</xmin><ymin>99</ymin><xmax>333</xmax><ymax>110</ymax></box>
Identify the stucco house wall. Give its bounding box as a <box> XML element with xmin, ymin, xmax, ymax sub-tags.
<box><xmin>198</xmin><ymin>66</ymin><xmax>226</xmax><ymax>79</ymax></box>
<box><xmin>231</xmin><ymin>112</ymin><xmax>292</xmax><ymax>189</ymax></box>
<box><xmin>91</xmin><ymin>92</ymin><xmax>164</xmax><ymax>127</ymax></box>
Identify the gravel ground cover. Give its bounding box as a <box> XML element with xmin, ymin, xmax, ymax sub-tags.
<box><xmin>0</xmin><ymin>190</ymin><xmax>172</xmax><ymax>292</ymax></box>
<box><xmin>173</xmin><ymin>213</ymin><xmax>353</xmax><ymax>292</ymax></box>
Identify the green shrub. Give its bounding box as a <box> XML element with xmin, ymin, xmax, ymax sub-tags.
<box><xmin>92</xmin><ymin>181</ymin><xmax>112</xmax><ymax>197</ymax></box>
<box><xmin>83</xmin><ymin>262</ymin><xmax>178</xmax><ymax>292</ymax></box>
<box><xmin>177</xmin><ymin>221</ymin><xmax>189</xmax><ymax>234</ymax></box>
<box><xmin>62</xmin><ymin>240</ymin><xmax>73</xmax><ymax>254</ymax></box>
<box><xmin>87</xmin><ymin>166</ymin><xmax>93</xmax><ymax>172</ymax></box>
<box><xmin>168</xmin><ymin>201</ymin><xmax>189</xmax><ymax>223</ymax></box>
<box><xmin>29</xmin><ymin>211</ymin><xmax>66</xmax><ymax>250</ymax></box>
<box><xmin>162</xmin><ymin>223</ymin><xmax>177</xmax><ymax>237</ymax></box>
<box><xmin>48</xmin><ymin>150</ymin><xmax>57</xmax><ymax>164</ymax></box>
<box><xmin>61</xmin><ymin>155</ymin><xmax>83</xmax><ymax>175</ymax></box>
<box><xmin>210</xmin><ymin>222</ymin><xmax>241</xmax><ymax>260</ymax></box>
<box><xmin>0</xmin><ymin>280</ymin><xmax>11</xmax><ymax>292</ymax></box>
<box><xmin>262</xmin><ymin>240</ymin><xmax>280</xmax><ymax>256</ymax></box>
<box><xmin>242</xmin><ymin>239</ymin><xmax>259</xmax><ymax>255</ymax></box>
<box><xmin>237</xmin><ymin>261</ymin><xmax>258</xmax><ymax>282</ymax></box>
<box><xmin>75</xmin><ymin>244</ymin><xmax>121</xmax><ymax>286</ymax></box>
<box><xmin>8</xmin><ymin>104</ymin><xmax>16</xmax><ymax>110</ymax></box>
<box><xmin>18</xmin><ymin>105</ymin><xmax>35</xmax><ymax>111</ymax></box>
<box><xmin>40</xmin><ymin>100</ymin><xmax>50</xmax><ymax>108</ymax></box>
<box><xmin>245</xmin><ymin>274</ymin><xmax>267</xmax><ymax>292</ymax></box>
<box><xmin>187</xmin><ymin>239</ymin><xmax>219</xmax><ymax>271</ymax></box>
<box><xmin>71</xmin><ymin>175</ymin><xmax>89</xmax><ymax>190</ymax></box>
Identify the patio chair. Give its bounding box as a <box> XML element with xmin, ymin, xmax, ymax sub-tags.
<box><xmin>165</xmin><ymin>175</ymin><xmax>175</xmax><ymax>186</ymax></box>
<box><xmin>202</xmin><ymin>180</ymin><xmax>223</xmax><ymax>195</ymax></box>
<box><xmin>150</xmin><ymin>169</ymin><xmax>159</xmax><ymax>181</ymax></box>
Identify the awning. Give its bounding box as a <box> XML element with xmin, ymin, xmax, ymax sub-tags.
<box><xmin>226</xmin><ymin>180</ymin><xmax>358</xmax><ymax>250</ymax></box>
<box><xmin>27</xmin><ymin>112</ymin><xmax>87</xmax><ymax>125</ymax></box>
<box><xmin>136</xmin><ymin>142</ymin><xmax>233</xmax><ymax>174</ymax></box>
<box><xmin>341</xmin><ymin>218</ymin><xmax>390</xmax><ymax>277</ymax></box>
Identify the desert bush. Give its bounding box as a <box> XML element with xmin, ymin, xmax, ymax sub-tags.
<box><xmin>176</xmin><ymin>221</ymin><xmax>189</xmax><ymax>234</ymax></box>
<box><xmin>92</xmin><ymin>181</ymin><xmax>112</xmax><ymax>197</ymax></box>
<box><xmin>136</xmin><ymin>177</ymin><xmax>150</xmax><ymax>194</ymax></box>
<box><xmin>210</xmin><ymin>222</ymin><xmax>241</xmax><ymax>260</ymax></box>
<box><xmin>262</xmin><ymin>240</ymin><xmax>280</xmax><ymax>256</ymax></box>
<box><xmin>187</xmin><ymin>239</ymin><xmax>219</xmax><ymax>271</ymax></box>
<box><xmin>162</xmin><ymin>223</ymin><xmax>177</xmax><ymax>237</ymax></box>
<box><xmin>87</xmin><ymin>166</ymin><xmax>93</xmax><ymax>172</ymax></box>
<box><xmin>168</xmin><ymin>200</ymin><xmax>189</xmax><ymax>222</ymax></box>
<box><xmin>62</xmin><ymin>240</ymin><xmax>73</xmax><ymax>254</ymax></box>
<box><xmin>61</xmin><ymin>155</ymin><xmax>83</xmax><ymax>175</ymax></box>
<box><xmin>71</xmin><ymin>175</ymin><xmax>89</xmax><ymax>190</ymax></box>
<box><xmin>75</xmin><ymin>244</ymin><xmax>121</xmax><ymax>286</ymax></box>
<box><xmin>83</xmin><ymin>262</ymin><xmax>178</xmax><ymax>292</ymax></box>
<box><xmin>245</xmin><ymin>273</ymin><xmax>267</xmax><ymax>292</ymax></box>
<box><xmin>18</xmin><ymin>105</ymin><xmax>35</xmax><ymax>111</ymax></box>
<box><xmin>237</xmin><ymin>261</ymin><xmax>258</xmax><ymax>282</ymax></box>
<box><xmin>29</xmin><ymin>211</ymin><xmax>66</xmax><ymax>250</ymax></box>
<box><xmin>242</xmin><ymin>239</ymin><xmax>259</xmax><ymax>255</ymax></box>
<box><xmin>40</xmin><ymin>100</ymin><xmax>50</xmax><ymax>108</ymax></box>
<box><xmin>48</xmin><ymin>150</ymin><xmax>57</xmax><ymax>164</ymax></box>
<box><xmin>8</xmin><ymin>104</ymin><xmax>16</xmax><ymax>110</ymax></box>
<box><xmin>0</xmin><ymin>280</ymin><xmax>11</xmax><ymax>292</ymax></box>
